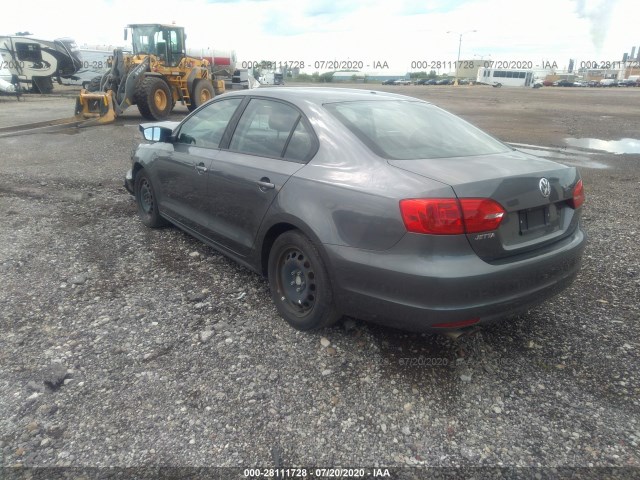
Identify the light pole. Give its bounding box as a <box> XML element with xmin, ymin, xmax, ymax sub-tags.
<box><xmin>447</xmin><ymin>30</ymin><xmax>476</xmax><ymax>85</ymax></box>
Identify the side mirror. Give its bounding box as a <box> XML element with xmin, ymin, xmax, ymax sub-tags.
<box><xmin>141</xmin><ymin>125</ymin><xmax>172</xmax><ymax>143</ymax></box>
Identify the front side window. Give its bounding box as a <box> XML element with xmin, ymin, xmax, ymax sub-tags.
<box><xmin>229</xmin><ymin>99</ymin><xmax>301</xmax><ymax>158</ymax></box>
<box><xmin>325</xmin><ymin>100</ymin><xmax>510</xmax><ymax>160</ymax></box>
<box><xmin>177</xmin><ymin>98</ymin><xmax>242</xmax><ymax>148</ymax></box>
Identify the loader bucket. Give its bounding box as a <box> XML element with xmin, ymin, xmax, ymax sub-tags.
<box><xmin>74</xmin><ymin>89</ymin><xmax>117</xmax><ymax>124</ymax></box>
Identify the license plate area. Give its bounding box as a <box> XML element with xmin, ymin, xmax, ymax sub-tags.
<box><xmin>519</xmin><ymin>206</ymin><xmax>551</xmax><ymax>235</ymax></box>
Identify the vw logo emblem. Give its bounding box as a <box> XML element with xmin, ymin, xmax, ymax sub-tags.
<box><xmin>539</xmin><ymin>178</ymin><xmax>551</xmax><ymax>198</ymax></box>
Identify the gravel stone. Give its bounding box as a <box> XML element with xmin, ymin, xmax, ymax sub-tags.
<box><xmin>461</xmin><ymin>447</ymin><xmax>479</xmax><ymax>461</ymax></box>
<box><xmin>42</xmin><ymin>364</ymin><xmax>68</xmax><ymax>390</ymax></box>
<box><xmin>200</xmin><ymin>330</ymin><xmax>214</xmax><ymax>343</ymax></box>
<box><xmin>26</xmin><ymin>380</ymin><xmax>44</xmax><ymax>393</ymax></box>
<box><xmin>69</xmin><ymin>274</ymin><xmax>87</xmax><ymax>285</ymax></box>
<box><xmin>188</xmin><ymin>292</ymin><xmax>208</xmax><ymax>302</ymax></box>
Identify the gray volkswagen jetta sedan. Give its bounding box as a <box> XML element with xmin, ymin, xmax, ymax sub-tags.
<box><xmin>125</xmin><ymin>87</ymin><xmax>586</xmax><ymax>332</ymax></box>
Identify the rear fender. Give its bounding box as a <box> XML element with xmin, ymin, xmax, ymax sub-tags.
<box><xmin>255</xmin><ymin>213</ymin><xmax>333</xmax><ymax>277</ymax></box>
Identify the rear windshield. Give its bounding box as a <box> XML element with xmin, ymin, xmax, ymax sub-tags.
<box><xmin>324</xmin><ymin>100</ymin><xmax>511</xmax><ymax>159</ymax></box>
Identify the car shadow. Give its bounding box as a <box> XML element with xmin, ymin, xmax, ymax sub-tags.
<box><xmin>332</xmin><ymin>313</ymin><xmax>541</xmax><ymax>410</ymax></box>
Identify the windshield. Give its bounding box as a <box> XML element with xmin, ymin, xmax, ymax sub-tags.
<box><xmin>324</xmin><ymin>100</ymin><xmax>511</xmax><ymax>160</ymax></box>
<box><xmin>131</xmin><ymin>26</ymin><xmax>158</xmax><ymax>55</ymax></box>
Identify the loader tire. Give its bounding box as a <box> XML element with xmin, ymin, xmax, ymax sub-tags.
<box><xmin>136</xmin><ymin>77</ymin><xmax>173</xmax><ymax>120</ymax></box>
<box><xmin>187</xmin><ymin>80</ymin><xmax>214</xmax><ymax>112</ymax></box>
<box><xmin>87</xmin><ymin>75</ymin><xmax>103</xmax><ymax>92</ymax></box>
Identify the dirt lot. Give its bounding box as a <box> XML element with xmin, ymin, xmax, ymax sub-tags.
<box><xmin>0</xmin><ymin>84</ymin><xmax>639</xmax><ymax>478</ymax></box>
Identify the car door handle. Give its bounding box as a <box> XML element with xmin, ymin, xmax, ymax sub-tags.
<box><xmin>257</xmin><ymin>178</ymin><xmax>275</xmax><ymax>191</ymax></box>
<box><xmin>195</xmin><ymin>163</ymin><xmax>208</xmax><ymax>174</ymax></box>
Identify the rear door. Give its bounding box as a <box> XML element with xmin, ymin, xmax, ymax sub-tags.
<box><xmin>199</xmin><ymin>98</ymin><xmax>316</xmax><ymax>256</ymax></box>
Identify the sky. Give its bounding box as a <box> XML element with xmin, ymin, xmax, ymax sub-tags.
<box><xmin>1</xmin><ymin>0</ymin><xmax>638</xmax><ymax>73</ymax></box>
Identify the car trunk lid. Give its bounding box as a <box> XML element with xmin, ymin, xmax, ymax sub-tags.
<box><xmin>389</xmin><ymin>150</ymin><xmax>582</xmax><ymax>261</ymax></box>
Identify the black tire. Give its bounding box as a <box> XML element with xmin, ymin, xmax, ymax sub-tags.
<box><xmin>135</xmin><ymin>77</ymin><xmax>173</xmax><ymax>120</ymax></box>
<box><xmin>134</xmin><ymin>171</ymin><xmax>167</xmax><ymax>228</ymax></box>
<box><xmin>268</xmin><ymin>231</ymin><xmax>340</xmax><ymax>331</ymax></box>
<box><xmin>187</xmin><ymin>79</ymin><xmax>214</xmax><ymax>112</ymax></box>
<box><xmin>86</xmin><ymin>75</ymin><xmax>103</xmax><ymax>92</ymax></box>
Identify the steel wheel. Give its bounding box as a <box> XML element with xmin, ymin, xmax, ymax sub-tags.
<box><xmin>139</xmin><ymin>177</ymin><xmax>154</xmax><ymax>215</ymax></box>
<box><xmin>134</xmin><ymin>171</ymin><xmax>167</xmax><ymax>228</ymax></box>
<box><xmin>277</xmin><ymin>247</ymin><xmax>317</xmax><ymax>315</ymax></box>
<box><xmin>268</xmin><ymin>230</ymin><xmax>339</xmax><ymax>330</ymax></box>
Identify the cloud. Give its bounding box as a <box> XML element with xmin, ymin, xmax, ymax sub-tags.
<box><xmin>397</xmin><ymin>0</ymin><xmax>472</xmax><ymax>15</ymax></box>
<box><xmin>0</xmin><ymin>0</ymin><xmax>634</xmax><ymax>72</ymax></box>
<box><xmin>573</xmin><ymin>0</ymin><xmax>619</xmax><ymax>51</ymax></box>
<box><xmin>304</xmin><ymin>1</ymin><xmax>362</xmax><ymax>17</ymax></box>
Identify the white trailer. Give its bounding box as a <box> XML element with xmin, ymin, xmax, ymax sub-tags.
<box><xmin>477</xmin><ymin>67</ymin><xmax>540</xmax><ymax>87</ymax></box>
<box><xmin>0</xmin><ymin>35</ymin><xmax>82</xmax><ymax>93</ymax></box>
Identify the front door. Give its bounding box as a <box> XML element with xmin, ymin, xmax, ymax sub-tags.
<box><xmin>155</xmin><ymin>97</ymin><xmax>243</xmax><ymax>236</ymax></box>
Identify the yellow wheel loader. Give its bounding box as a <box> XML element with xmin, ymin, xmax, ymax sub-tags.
<box><xmin>75</xmin><ymin>24</ymin><xmax>225</xmax><ymax>124</ymax></box>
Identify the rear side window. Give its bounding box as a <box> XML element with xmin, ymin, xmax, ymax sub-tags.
<box><xmin>229</xmin><ymin>99</ymin><xmax>314</xmax><ymax>161</ymax></box>
<box><xmin>177</xmin><ymin>98</ymin><xmax>242</xmax><ymax>148</ymax></box>
<box><xmin>325</xmin><ymin>100</ymin><xmax>510</xmax><ymax>160</ymax></box>
<box><xmin>284</xmin><ymin>121</ymin><xmax>314</xmax><ymax>162</ymax></box>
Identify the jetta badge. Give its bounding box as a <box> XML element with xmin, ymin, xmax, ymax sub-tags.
<box><xmin>539</xmin><ymin>178</ymin><xmax>551</xmax><ymax>198</ymax></box>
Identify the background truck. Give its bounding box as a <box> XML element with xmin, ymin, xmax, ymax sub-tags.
<box><xmin>259</xmin><ymin>72</ymin><xmax>284</xmax><ymax>85</ymax></box>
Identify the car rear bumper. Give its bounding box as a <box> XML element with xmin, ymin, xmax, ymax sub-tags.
<box><xmin>324</xmin><ymin>227</ymin><xmax>586</xmax><ymax>331</ymax></box>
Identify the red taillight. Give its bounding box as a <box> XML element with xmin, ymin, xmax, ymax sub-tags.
<box><xmin>400</xmin><ymin>198</ymin><xmax>505</xmax><ymax>235</ymax></box>
<box><xmin>459</xmin><ymin>199</ymin><xmax>506</xmax><ymax>233</ymax></box>
<box><xmin>399</xmin><ymin>199</ymin><xmax>464</xmax><ymax>234</ymax></box>
<box><xmin>568</xmin><ymin>180</ymin><xmax>585</xmax><ymax>209</ymax></box>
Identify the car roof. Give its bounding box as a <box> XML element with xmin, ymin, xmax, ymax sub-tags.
<box><xmin>219</xmin><ymin>87</ymin><xmax>430</xmax><ymax>106</ymax></box>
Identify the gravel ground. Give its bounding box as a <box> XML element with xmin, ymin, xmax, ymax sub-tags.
<box><xmin>0</xmin><ymin>86</ymin><xmax>639</xmax><ymax>478</ymax></box>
